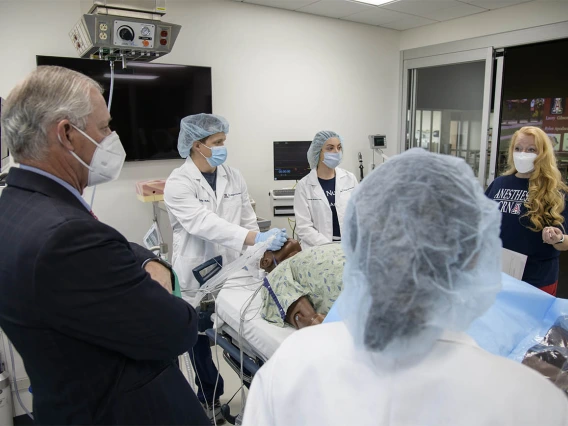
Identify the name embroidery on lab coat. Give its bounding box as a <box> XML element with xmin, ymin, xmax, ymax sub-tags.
<box><xmin>199</xmin><ymin>199</ymin><xmax>210</xmax><ymax>203</ymax></box>
<box><xmin>223</xmin><ymin>192</ymin><xmax>242</xmax><ymax>199</ymax></box>
<box><xmin>340</xmin><ymin>186</ymin><xmax>355</xmax><ymax>192</ymax></box>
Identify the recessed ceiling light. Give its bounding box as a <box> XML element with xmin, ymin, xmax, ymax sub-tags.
<box><xmin>351</xmin><ymin>0</ymin><xmax>399</xmax><ymax>6</ymax></box>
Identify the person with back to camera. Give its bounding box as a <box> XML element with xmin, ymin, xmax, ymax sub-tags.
<box><xmin>243</xmin><ymin>148</ymin><xmax>568</xmax><ymax>426</ymax></box>
<box><xmin>486</xmin><ymin>126</ymin><xmax>568</xmax><ymax>295</ymax></box>
<box><xmin>293</xmin><ymin>131</ymin><xmax>358</xmax><ymax>248</ymax></box>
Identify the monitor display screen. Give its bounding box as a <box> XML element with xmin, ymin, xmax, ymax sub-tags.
<box><xmin>36</xmin><ymin>56</ymin><xmax>212</xmax><ymax>161</ymax></box>
<box><xmin>273</xmin><ymin>141</ymin><xmax>311</xmax><ymax>181</ymax></box>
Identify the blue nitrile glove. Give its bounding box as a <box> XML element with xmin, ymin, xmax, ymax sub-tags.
<box><xmin>255</xmin><ymin>228</ymin><xmax>287</xmax><ymax>251</ymax></box>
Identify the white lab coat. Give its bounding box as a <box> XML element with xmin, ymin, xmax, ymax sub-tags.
<box><xmin>164</xmin><ymin>158</ymin><xmax>259</xmax><ymax>306</ymax></box>
<box><xmin>293</xmin><ymin>167</ymin><xmax>358</xmax><ymax>248</ymax></box>
<box><xmin>243</xmin><ymin>322</ymin><xmax>568</xmax><ymax>426</ymax></box>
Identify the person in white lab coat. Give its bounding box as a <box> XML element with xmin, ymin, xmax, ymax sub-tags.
<box><xmin>243</xmin><ymin>149</ymin><xmax>568</xmax><ymax>426</ymax></box>
<box><xmin>164</xmin><ymin>114</ymin><xmax>286</xmax><ymax>423</ymax></box>
<box><xmin>294</xmin><ymin>131</ymin><xmax>358</xmax><ymax>248</ymax></box>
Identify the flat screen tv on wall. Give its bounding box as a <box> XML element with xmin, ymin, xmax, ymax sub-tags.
<box><xmin>37</xmin><ymin>56</ymin><xmax>212</xmax><ymax>161</ymax></box>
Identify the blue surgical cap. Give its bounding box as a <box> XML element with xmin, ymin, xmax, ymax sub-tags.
<box><xmin>338</xmin><ymin>148</ymin><xmax>502</xmax><ymax>358</ymax></box>
<box><xmin>307</xmin><ymin>131</ymin><xmax>343</xmax><ymax>169</ymax></box>
<box><xmin>177</xmin><ymin>114</ymin><xmax>230</xmax><ymax>158</ymax></box>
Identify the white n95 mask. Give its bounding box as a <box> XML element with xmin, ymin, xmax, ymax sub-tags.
<box><xmin>66</xmin><ymin>125</ymin><xmax>127</xmax><ymax>186</ymax></box>
<box><xmin>513</xmin><ymin>152</ymin><xmax>537</xmax><ymax>174</ymax></box>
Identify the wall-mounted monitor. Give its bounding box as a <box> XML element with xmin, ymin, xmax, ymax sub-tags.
<box><xmin>273</xmin><ymin>141</ymin><xmax>311</xmax><ymax>181</ymax></box>
<box><xmin>369</xmin><ymin>134</ymin><xmax>386</xmax><ymax>149</ymax></box>
<box><xmin>36</xmin><ymin>56</ymin><xmax>212</xmax><ymax>161</ymax></box>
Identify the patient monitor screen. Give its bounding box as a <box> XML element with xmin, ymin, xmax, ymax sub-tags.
<box><xmin>273</xmin><ymin>141</ymin><xmax>311</xmax><ymax>181</ymax></box>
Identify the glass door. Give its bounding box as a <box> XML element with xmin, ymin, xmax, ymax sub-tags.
<box><xmin>402</xmin><ymin>48</ymin><xmax>494</xmax><ymax>186</ymax></box>
<box><xmin>497</xmin><ymin>39</ymin><xmax>568</xmax><ymax>181</ymax></box>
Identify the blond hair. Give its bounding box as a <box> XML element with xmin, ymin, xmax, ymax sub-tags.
<box><xmin>504</xmin><ymin>126</ymin><xmax>568</xmax><ymax>231</ymax></box>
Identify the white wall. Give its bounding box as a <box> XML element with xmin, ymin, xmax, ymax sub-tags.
<box><xmin>400</xmin><ymin>0</ymin><xmax>568</xmax><ymax>50</ymax></box>
<box><xmin>0</xmin><ymin>0</ymin><xmax>400</xmax><ymax>242</ymax></box>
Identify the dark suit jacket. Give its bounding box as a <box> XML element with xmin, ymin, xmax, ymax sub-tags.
<box><xmin>0</xmin><ymin>168</ymin><xmax>209</xmax><ymax>425</ymax></box>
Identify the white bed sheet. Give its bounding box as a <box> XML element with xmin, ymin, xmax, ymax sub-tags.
<box><xmin>214</xmin><ymin>270</ymin><xmax>295</xmax><ymax>361</ymax></box>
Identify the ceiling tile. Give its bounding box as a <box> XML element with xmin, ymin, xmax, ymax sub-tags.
<box><xmin>382</xmin><ymin>0</ymin><xmax>463</xmax><ymax>16</ymax></box>
<box><xmin>458</xmin><ymin>0</ymin><xmax>533</xmax><ymax>9</ymax></box>
<box><xmin>296</xmin><ymin>0</ymin><xmax>374</xmax><ymax>18</ymax></box>
<box><xmin>421</xmin><ymin>2</ymin><xmax>487</xmax><ymax>20</ymax></box>
<box><xmin>380</xmin><ymin>15</ymin><xmax>437</xmax><ymax>30</ymax></box>
<box><xmin>341</xmin><ymin>7</ymin><xmax>411</xmax><ymax>25</ymax></box>
<box><xmin>242</xmin><ymin>0</ymin><xmax>318</xmax><ymax>11</ymax></box>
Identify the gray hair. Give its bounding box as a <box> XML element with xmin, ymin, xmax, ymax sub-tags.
<box><xmin>1</xmin><ymin>66</ymin><xmax>103</xmax><ymax>162</ymax></box>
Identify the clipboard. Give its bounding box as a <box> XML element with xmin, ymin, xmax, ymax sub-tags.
<box><xmin>501</xmin><ymin>248</ymin><xmax>527</xmax><ymax>280</ymax></box>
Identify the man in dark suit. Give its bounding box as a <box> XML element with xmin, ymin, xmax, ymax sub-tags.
<box><xmin>0</xmin><ymin>66</ymin><xmax>209</xmax><ymax>425</ymax></box>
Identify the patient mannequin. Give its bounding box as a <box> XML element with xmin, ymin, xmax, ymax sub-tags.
<box><xmin>258</xmin><ymin>239</ymin><xmax>344</xmax><ymax>329</ymax></box>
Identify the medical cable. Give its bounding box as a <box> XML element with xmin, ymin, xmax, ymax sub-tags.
<box><xmin>191</xmin><ymin>347</ymin><xmax>211</xmax><ymax>420</ymax></box>
<box><xmin>107</xmin><ymin>60</ymin><xmax>115</xmax><ymax>112</ymax></box>
<box><xmin>287</xmin><ymin>217</ymin><xmax>297</xmax><ymax>240</ymax></box>
<box><xmin>211</xmin><ymin>281</ymin><xmax>263</xmax><ymax>421</ymax></box>
<box><xmin>182</xmin><ymin>278</ymin><xmax>263</xmax><ymax>298</ymax></box>
<box><xmin>226</xmin><ymin>384</ymin><xmax>245</xmax><ymax>405</ymax></box>
<box><xmin>193</xmin><ymin>291</ymin><xmax>232</xmax><ymax>426</ymax></box>
<box><xmin>208</xmin><ymin>289</ymin><xmax>257</xmax><ymax>426</ymax></box>
<box><xmin>209</xmin><ymin>292</ymin><xmax>222</xmax><ymax>426</ymax></box>
<box><xmin>262</xmin><ymin>277</ymin><xmax>286</xmax><ymax>321</ymax></box>
<box><xmin>237</xmin><ymin>283</ymin><xmax>264</xmax><ymax>413</ymax></box>
<box><xmin>185</xmin><ymin>242</ymin><xmax>270</xmax><ymax>421</ymax></box>
<box><xmin>182</xmin><ymin>352</ymin><xmax>196</xmax><ymax>393</ymax></box>
<box><xmin>287</xmin><ymin>181</ymin><xmax>299</xmax><ymax>238</ymax></box>
<box><xmin>8</xmin><ymin>341</ymin><xmax>33</xmax><ymax>420</ymax></box>
<box><xmin>205</xmin><ymin>275</ymin><xmax>263</xmax><ymax>420</ymax></box>
<box><xmin>188</xmin><ymin>239</ymin><xmax>273</xmax><ymax>306</ymax></box>
<box><xmin>89</xmin><ymin>61</ymin><xmax>115</xmax><ymax>210</ymax></box>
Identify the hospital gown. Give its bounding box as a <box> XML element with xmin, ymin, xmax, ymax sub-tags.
<box><xmin>261</xmin><ymin>243</ymin><xmax>345</xmax><ymax>327</ymax></box>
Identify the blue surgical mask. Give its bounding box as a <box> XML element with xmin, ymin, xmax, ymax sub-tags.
<box><xmin>323</xmin><ymin>152</ymin><xmax>342</xmax><ymax>169</ymax></box>
<box><xmin>200</xmin><ymin>145</ymin><xmax>227</xmax><ymax>167</ymax></box>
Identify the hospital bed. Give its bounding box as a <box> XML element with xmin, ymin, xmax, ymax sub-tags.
<box><xmin>204</xmin><ymin>268</ymin><xmax>568</xmax><ymax>423</ymax></box>
<box><xmin>205</xmin><ymin>269</ymin><xmax>294</xmax><ymax>378</ymax></box>
<box><xmin>198</xmin><ymin>269</ymin><xmax>294</xmax><ymax>424</ymax></box>
<box><xmin>209</xmin><ymin>270</ymin><xmax>568</xmax><ymax>374</ymax></box>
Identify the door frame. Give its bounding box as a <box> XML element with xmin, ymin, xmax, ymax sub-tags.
<box><xmin>488</xmin><ymin>52</ymin><xmax>505</xmax><ymax>187</ymax></box>
<box><xmin>400</xmin><ymin>47</ymin><xmax>494</xmax><ymax>186</ymax></box>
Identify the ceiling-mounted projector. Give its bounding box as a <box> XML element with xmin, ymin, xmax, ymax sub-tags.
<box><xmin>70</xmin><ymin>0</ymin><xmax>181</xmax><ymax>63</ymax></box>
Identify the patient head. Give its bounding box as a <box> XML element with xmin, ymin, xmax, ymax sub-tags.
<box><xmin>338</xmin><ymin>148</ymin><xmax>503</xmax><ymax>357</ymax></box>
<box><xmin>260</xmin><ymin>239</ymin><xmax>302</xmax><ymax>273</ymax></box>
